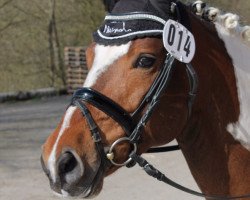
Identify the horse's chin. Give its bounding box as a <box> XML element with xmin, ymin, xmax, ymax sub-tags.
<box><xmin>52</xmin><ymin>178</ymin><xmax>104</xmax><ymax>199</ymax></box>
<box><xmin>51</xmin><ymin>166</ymin><xmax>104</xmax><ymax>199</ymax></box>
<box><xmin>81</xmin><ymin>176</ymin><xmax>104</xmax><ymax>199</ymax></box>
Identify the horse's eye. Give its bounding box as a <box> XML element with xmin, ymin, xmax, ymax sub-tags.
<box><xmin>135</xmin><ymin>55</ymin><xmax>156</xmax><ymax>68</ymax></box>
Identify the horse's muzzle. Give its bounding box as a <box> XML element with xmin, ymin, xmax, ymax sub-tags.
<box><xmin>41</xmin><ymin>150</ymin><xmax>86</xmax><ymax>197</ymax></box>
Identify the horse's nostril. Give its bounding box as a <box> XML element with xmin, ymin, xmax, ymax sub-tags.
<box><xmin>57</xmin><ymin>151</ymin><xmax>84</xmax><ymax>186</ymax></box>
<box><xmin>58</xmin><ymin>152</ymin><xmax>77</xmax><ymax>175</ymax></box>
<box><xmin>58</xmin><ymin>152</ymin><xmax>77</xmax><ymax>176</ymax></box>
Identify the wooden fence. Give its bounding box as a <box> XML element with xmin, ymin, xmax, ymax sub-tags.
<box><xmin>64</xmin><ymin>47</ymin><xmax>88</xmax><ymax>93</ymax></box>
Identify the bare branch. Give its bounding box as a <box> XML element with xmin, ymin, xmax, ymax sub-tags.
<box><xmin>0</xmin><ymin>17</ymin><xmax>26</xmax><ymax>33</ymax></box>
<box><xmin>12</xmin><ymin>5</ymin><xmax>42</xmax><ymax>20</ymax></box>
<box><xmin>33</xmin><ymin>1</ymin><xmax>48</xmax><ymax>16</ymax></box>
<box><xmin>0</xmin><ymin>0</ymin><xmax>12</xmax><ymax>10</ymax></box>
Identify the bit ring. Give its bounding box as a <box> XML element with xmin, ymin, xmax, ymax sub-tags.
<box><xmin>106</xmin><ymin>137</ymin><xmax>137</xmax><ymax>166</ymax></box>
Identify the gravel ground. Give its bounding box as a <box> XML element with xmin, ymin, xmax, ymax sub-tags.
<box><xmin>0</xmin><ymin>96</ymin><xmax>201</xmax><ymax>200</ymax></box>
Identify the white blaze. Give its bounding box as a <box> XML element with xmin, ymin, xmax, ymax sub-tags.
<box><xmin>215</xmin><ymin>22</ymin><xmax>250</xmax><ymax>151</ymax></box>
<box><xmin>84</xmin><ymin>42</ymin><xmax>131</xmax><ymax>87</ymax></box>
<box><xmin>47</xmin><ymin>43</ymin><xmax>131</xmax><ymax>183</ymax></box>
<box><xmin>48</xmin><ymin>106</ymin><xmax>76</xmax><ymax>183</ymax></box>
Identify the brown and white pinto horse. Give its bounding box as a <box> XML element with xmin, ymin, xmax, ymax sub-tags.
<box><xmin>41</xmin><ymin>0</ymin><xmax>250</xmax><ymax>199</ymax></box>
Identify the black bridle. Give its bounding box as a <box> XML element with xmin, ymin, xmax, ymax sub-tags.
<box><xmin>70</xmin><ymin>6</ymin><xmax>250</xmax><ymax>200</ymax></box>
<box><xmin>71</xmin><ymin>53</ymin><xmax>250</xmax><ymax>199</ymax></box>
<box><xmin>71</xmin><ymin>53</ymin><xmax>187</xmax><ymax>166</ymax></box>
<box><xmin>71</xmin><ymin>52</ymin><xmax>198</xmax><ymax>186</ymax></box>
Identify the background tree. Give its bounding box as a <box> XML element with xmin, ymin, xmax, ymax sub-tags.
<box><xmin>0</xmin><ymin>0</ymin><xmax>105</xmax><ymax>92</ymax></box>
<box><xmin>0</xmin><ymin>0</ymin><xmax>249</xmax><ymax>93</ymax></box>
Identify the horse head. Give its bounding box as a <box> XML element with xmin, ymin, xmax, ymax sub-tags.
<box><xmin>41</xmin><ymin>0</ymin><xmax>250</xmax><ymax>198</ymax></box>
<box><xmin>41</xmin><ymin>0</ymin><xmax>191</xmax><ymax>197</ymax></box>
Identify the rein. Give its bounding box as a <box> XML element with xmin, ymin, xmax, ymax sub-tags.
<box><xmin>130</xmin><ymin>153</ymin><xmax>250</xmax><ymax>200</ymax></box>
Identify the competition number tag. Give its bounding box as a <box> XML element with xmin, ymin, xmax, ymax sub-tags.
<box><xmin>163</xmin><ymin>19</ymin><xmax>196</xmax><ymax>63</ymax></box>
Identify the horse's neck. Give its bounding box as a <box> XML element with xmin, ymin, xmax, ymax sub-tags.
<box><xmin>215</xmin><ymin>22</ymin><xmax>250</xmax><ymax>151</ymax></box>
<box><xmin>177</xmin><ymin>15</ymin><xmax>250</xmax><ymax>196</ymax></box>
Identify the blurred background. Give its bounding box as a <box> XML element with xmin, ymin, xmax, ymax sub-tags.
<box><xmin>0</xmin><ymin>0</ymin><xmax>249</xmax><ymax>93</ymax></box>
<box><xmin>0</xmin><ymin>1</ymin><xmax>249</xmax><ymax>200</ymax></box>
<box><xmin>0</xmin><ymin>0</ymin><xmax>105</xmax><ymax>93</ymax></box>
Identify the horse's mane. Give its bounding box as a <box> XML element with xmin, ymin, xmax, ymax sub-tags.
<box><xmin>192</xmin><ymin>1</ymin><xmax>250</xmax><ymax>47</ymax></box>
<box><xmin>192</xmin><ymin>1</ymin><xmax>250</xmax><ymax>151</ymax></box>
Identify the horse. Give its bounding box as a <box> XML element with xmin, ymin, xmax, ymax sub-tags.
<box><xmin>41</xmin><ymin>0</ymin><xmax>250</xmax><ymax>199</ymax></box>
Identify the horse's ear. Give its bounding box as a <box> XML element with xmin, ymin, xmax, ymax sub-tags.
<box><xmin>102</xmin><ymin>0</ymin><xmax>120</xmax><ymax>13</ymax></box>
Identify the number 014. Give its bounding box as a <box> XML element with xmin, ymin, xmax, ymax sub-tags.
<box><xmin>163</xmin><ymin>20</ymin><xmax>196</xmax><ymax>63</ymax></box>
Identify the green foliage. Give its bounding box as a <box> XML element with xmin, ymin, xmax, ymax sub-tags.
<box><xmin>0</xmin><ymin>0</ymin><xmax>249</xmax><ymax>92</ymax></box>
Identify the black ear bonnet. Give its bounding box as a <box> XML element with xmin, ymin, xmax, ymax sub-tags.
<box><xmin>94</xmin><ymin>0</ymin><xmax>177</xmax><ymax>45</ymax></box>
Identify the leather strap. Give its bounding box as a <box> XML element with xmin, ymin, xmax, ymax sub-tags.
<box><xmin>72</xmin><ymin>88</ymin><xmax>135</xmax><ymax>135</ymax></box>
<box><xmin>130</xmin><ymin>152</ymin><xmax>250</xmax><ymax>200</ymax></box>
